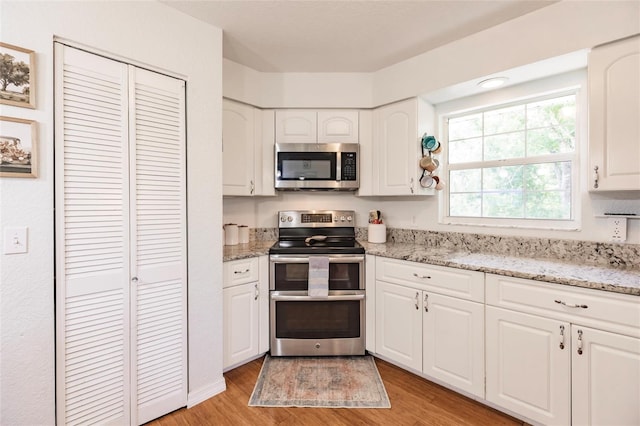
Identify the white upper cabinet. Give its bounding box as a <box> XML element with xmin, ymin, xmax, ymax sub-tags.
<box><xmin>275</xmin><ymin>109</ymin><xmax>359</xmax><ymax>143</ymax></box>
<box><xmin>223</xmin><ymin>99</ymin><xmax>275</xmax><ymax>196</ymax></box>
<box><xmin>370</xmin><ymin>98</ymin><xmax>434</xmax><ymax>196</ymax></box>
<box><xmin>589</xmin><ymin>35</ymin><xmax>640</xmax><ymax>191</ymax></box>
<box><xmin>318</xmin><ymin>110</ymin><xmax>359</xmax><ymax>142</ymax></box>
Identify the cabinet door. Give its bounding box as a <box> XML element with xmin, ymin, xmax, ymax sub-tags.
<box><xmin>373</xmin><ymin>99</ymin><xmax>416</xmax><ymax>195</ymax></box>
<box><xmin>375</xmin><ymin>281</ymin><xmax>422</xmax><ymax>371</ymax></box>
<box><xmin>223</xmin><ymin>100</ymin><xmax>255</xmax><ymax>195</ymax></box>
<box><xmin>317</xmin><ymin>110</ymin><xmax>358</xmax><ymax>142</ymax></box>
<box><xmin>486</xmin><ymin>307</ymin><xmax>571</xmax><ymax>425</ymax></box>
<box><xmin>589</xmin><ymin>35</ymin><xmax>640</xmax><ymax>191</ymax></box>
<box><xmin>275</xmin><ymin>110</ymin><xmax>317</xmax><ymax>143</ymax></box>
<box><xmin>223</xmin><ymin>282</ymin><xmax>259</xmax><ymax>369</ymax></box>
<box><xmin>422</xmin><ymin>293</ymin><xmax>484</xmax><ymax>398</ymax></box>
<box><xmin>572</xmin><ymin>325</ymin><xmax>640</xmax><ymax>426</ymax></box>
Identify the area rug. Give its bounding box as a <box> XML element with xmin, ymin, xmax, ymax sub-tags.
<box><xmin>248</xmin><ymin>355</ymin><xmax>391</xmax><ymax>408</ymax></box>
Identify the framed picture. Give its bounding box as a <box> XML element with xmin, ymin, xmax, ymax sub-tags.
<box><xmin>0</xmin><ymin>116</ymin><xmax>37</xmax><ymax>178</ymax></box>
<box><xmin>0</xmin><ymin>42</ymin><xmax>35</xmax><ymax>109</ymax></box>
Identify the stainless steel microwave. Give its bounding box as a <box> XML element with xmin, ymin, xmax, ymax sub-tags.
<box><xmin>275</xmin><ymin>143</ymin><xmax>359</xmax><ymax>191</ymax></box>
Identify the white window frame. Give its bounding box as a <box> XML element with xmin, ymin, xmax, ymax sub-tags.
<box><xmin>438</xmin><ymin>70</ymin><xmax>586</xmax><ymax>231</ymax></box>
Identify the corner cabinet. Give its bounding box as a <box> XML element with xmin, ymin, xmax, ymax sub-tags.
<box><xmin>222</xmin><ymin>99</ymin><xmax>275</xmax><ymax>196</ymax></box>
<box><xmin>588</xmin><ymin>35</ymin><xmax>640</xmax><ymax>191</ymax></box>
<box><xmin>223</xmin><ymin>256</ymin><xmax>269</xmax><ymax>370</ymax></box>
<box><xmin>275</xmin><ymin>109</ymin><xmax>359</xmax><ymax>143</ymax></box>
<box><xmin>370</xmin><ymin>98</ymin><xmax>435</xmax><ymax>196</ymax></box>
<box><xmin>486</xmin><ymin>274</ymin><xmax>640</xmax><ymax>426</ymax></box>
<box><xmin>374</xmin><ymin>257</ymin><xmax>485</xmax><ymax>398</ymax></box>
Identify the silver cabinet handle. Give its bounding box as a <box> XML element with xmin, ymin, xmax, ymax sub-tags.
<box><xmin>559</xmin><ymin>325</ymin><xmax>565</xmax><ymax>350</ymax></box>
<box><xmin>413</xmin><ymin>272</ymin><xmax>431</xmax><ymax>279</ymax></box>
<box><xmin>414</xmin><ymin>292</ymin><xmax>419</xmax><ymax>310</ymax></box>
<box><xmin>131</xmin><ymin>276</ymin><xmax>139</xmax><ymax>283</ymax></box>
<box><xmin>250</xmin><ymin>180</ymin><xmax>255</xmax><ymax>194</ymax></box>
<box><xmin>555</xmin><ymin>299</ymin><xmax>588</xmax><ymax>309</ymax></box>
<box><xmin>577</xmin><ymin>329</ymin><xmax>583</xmax><ymax>355</ymax></box>
<box><xmin>234</xmin><ymin>268</ymin><xmax>250</xmax><ymax>275</ymax></box>
<box><xmin>424</xmin><ymin>293</ymin><xmax>429</xmax><ymax>312</ymax></box>
<box><xmin>593</xmin><ymin>166</ymin><xmax>599</xmax><ymax>189</ymax></box>
<box><xmin>410</xmin><ymin>178</ymin><xmax>414</xmax><ymax>194</ymax></box>
<box><xmin>254</xmin><ymin>283</ymin><xmax>259</xmax><ymax>300</ymax></box>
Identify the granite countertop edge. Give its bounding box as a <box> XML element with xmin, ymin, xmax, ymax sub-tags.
<box><xmin>223</xmin><ymin>240</ymin><xmax>640</xmax><ymax>296</ymax></box>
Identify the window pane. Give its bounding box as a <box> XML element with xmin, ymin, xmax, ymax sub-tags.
<box><xmin>450</xmin><ymin>193</ymin><xmax>481</xmax><ymax>217</ymax></box>
<box><xmin>527</xmin><ymin>127</ymin><xmax>575</xmax><ymax>156</ymax></box>
<box><xmin>524</xmin><ymin>162</ymin><xmax>572</xmax><ymax>191</ymax></box>
<box><xmin>450</xmin><ymin>169</ymin><xmax>481</xmax><ymax>192</ymax></box>
<box><xmin>484</xmin><ymin>132</ymin><xmax>525</xmax><ymax>160</ymax></box>
<box><xmin>449</xmin><ymin>137</ymin><xmax>482</xmax><ymax>164</ymax></box>
<box><xmin>483</xmin><ymin>191</ymin><xmax>524</xmax><ymax>218</ymax></box>
<box><xmin>483</xmin><ymin>166</ymin><xmax>523</xmax><ymax>190</ymax></box>
<box><xmin>526</xmin><ymin>191</ymin><xmax>571</xmax><ymax>219</ymax></box>
<box><xmin>527</xmin><ymin>95</ymin><xmax>576</xmax><ymax>129</ymax></box>
<box><xmin>449</xmin><ymin>114</ymin><xmax>482</xmax><ymax>140</ymax></box>
<box><xmin>484</xmin><ymin>105</ymin><xmax>525</xmax><ymax>135</ymax></box>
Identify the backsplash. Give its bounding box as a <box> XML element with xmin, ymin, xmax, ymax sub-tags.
<box><xmin>252</xmin><ymin>226</ymin><xmax>639</xmax><ymax>269</ymax></box>
<box><xmin>357</xmin><ymin>227</ymin><xmax>640</xmax><ymax>269</ymax></box>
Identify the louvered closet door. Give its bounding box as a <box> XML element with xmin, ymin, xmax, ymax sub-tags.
<box><xmin>55</xmin><ymin>43</ymin><xmax>131</xmax><ymax>426</ymax></box>
<box><xmin>129</xmin><ymin>67</ymin><xmax>187</xmax><ymax>425</ymax></box>
<box><xmin>55</xmin><ymin>44</ymin><xmax>187</xmax><ymax>425</ymax></box>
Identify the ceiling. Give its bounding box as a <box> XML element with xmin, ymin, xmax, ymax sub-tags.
<box><xmin>161</xmin><ymin>0</ymin><xmax>558</xmax><ymax>73</ymax></box>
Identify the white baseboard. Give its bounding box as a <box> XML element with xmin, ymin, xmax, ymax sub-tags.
<box><xmin>187</xmin><ymin>377</ymin><xmax>227</xmax><ymax>408</ymax></box>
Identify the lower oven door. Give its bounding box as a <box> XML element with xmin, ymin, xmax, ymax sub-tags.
<box><xmin>270</xmin><ymin>290</ymin><xmax>365</xmax><ymax>356</ymax></box>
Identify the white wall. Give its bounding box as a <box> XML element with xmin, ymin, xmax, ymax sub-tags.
<box><xmin>223</xmin><ymin>0</ymin><xmax>640</xmax><ymax>244</ymax></box>
<box><xmin>0</xmin><ymin>1</ymin><xmax>224</xmax><ymax>424</ymax></box>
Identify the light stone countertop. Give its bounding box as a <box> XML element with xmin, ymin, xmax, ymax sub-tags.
<box><xmin>223</xmin><ymin>240</ymin><xmax>640</xmax><ymax>296</ymax></box>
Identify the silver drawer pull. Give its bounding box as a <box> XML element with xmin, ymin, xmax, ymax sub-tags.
<box><xmin>555</xmin><ymin>299</ymin><xmax>588</xmax><ymax>309</ymax></box>
<box><xmin>413</xmin><ymin>273</ymin><xmax>431</xmax><ymax>279</ymax></box>
<box><xmin>234</xmin><ymin>268</ymin><xmax>250</xmax><ymax>274</ymax></box>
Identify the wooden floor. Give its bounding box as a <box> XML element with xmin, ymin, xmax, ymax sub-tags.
<box><xmin>147</xmin><ymin>356</ymin><xmax>525</xmax><ymax>426</ymax></box>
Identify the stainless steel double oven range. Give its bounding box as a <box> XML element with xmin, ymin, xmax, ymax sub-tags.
<box><xmin>269</xmin><ymin>210</ymin><xmax>365</xmax><ymax>356</ymax></box>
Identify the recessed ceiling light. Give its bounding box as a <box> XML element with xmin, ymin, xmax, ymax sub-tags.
<box><xmin>478</xmin><ymin>77</ymin><xmax>508</xmax><ymax>89</ymax></box>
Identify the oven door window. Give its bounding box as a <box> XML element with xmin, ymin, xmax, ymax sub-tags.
<box><xmin>274</xmin><ymin>300</ymin><xmax>361</xmax><ymax>339</ymax></box>
<box><xmin>277</xmin><ymin>152</ymin><xmax>336</xmax><ymax>180</ymax></box>
<box><xmin>274</xmin><ymin>262</ymin><xmax>360</xmax><ymax>291</ymax></box>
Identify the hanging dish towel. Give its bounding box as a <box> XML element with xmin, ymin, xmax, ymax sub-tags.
<box><xmin>308</xmin><ymin>256</ymin><xmax>329</xmax><ymax>298</ymax></box>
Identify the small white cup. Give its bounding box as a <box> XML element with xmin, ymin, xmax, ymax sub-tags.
<box><xmin>368</xmin><ymin>223</ymin><xmax>387</xmax><ymax>243</ymax></box>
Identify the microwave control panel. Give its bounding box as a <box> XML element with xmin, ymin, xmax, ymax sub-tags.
<box><xmin>341</xmin><ymin>152</ymin><xmax>357</xmax><ymax>181</ymax></box>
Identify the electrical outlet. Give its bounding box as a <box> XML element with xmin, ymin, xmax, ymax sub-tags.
<box><xmin>608</xmin><ymin>217</ymin><xmax>627</xmax><ymax>243</ymax></box>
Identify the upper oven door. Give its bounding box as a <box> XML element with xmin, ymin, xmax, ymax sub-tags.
<box><xmin>270</xmin><ymin>254</ymin><xmax>364</xmax><ymax>291</ymax></box>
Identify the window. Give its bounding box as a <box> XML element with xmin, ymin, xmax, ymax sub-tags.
<box><xmin>443</xmin><ymin>90</ymin><xmax>579</xmax><ymax>229</ymax></box>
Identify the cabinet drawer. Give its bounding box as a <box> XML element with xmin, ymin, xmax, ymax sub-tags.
<box><xmin>486</xmin><ymin>273</ymin><xmax>640</xmax><ymax>337</ymax></box>
<box><xmin>224</xmin><ymin>257</ymin><xmax>260</xmax><ymax>288</ymax></box>
<box><xmin>376</xmin><ymin>257</ymin><xmax>484</xmax><ymax>302</ymax></box>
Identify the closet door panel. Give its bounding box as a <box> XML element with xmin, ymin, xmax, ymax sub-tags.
<box><xmin>129</xmin><ymin>67</ymin><xmax>187</xmax><ymax>424</ymax></box>
<box><xmin>55</xmin><ymin>43</ymin><xmax>131</xmax><ymax>426</ymax></box>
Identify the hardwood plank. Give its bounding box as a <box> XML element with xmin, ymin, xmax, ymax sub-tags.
<box><xmin>146</xmin><ymin>356</ymin><xmax>524</xmax><ymax>425</ymax></box>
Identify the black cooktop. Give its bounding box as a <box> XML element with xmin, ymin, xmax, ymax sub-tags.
<box><xmin>269</xmin><ymin>238</ymin><xmax>364</xmax><ymax>255</ymax></box>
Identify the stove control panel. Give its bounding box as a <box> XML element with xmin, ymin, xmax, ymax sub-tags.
<box><xmin>278</xmin><ymin>210</ymin><xmax>356</xmax><ymax>228</ymax></box>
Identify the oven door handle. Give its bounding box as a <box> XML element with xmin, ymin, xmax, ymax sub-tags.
<box><xmin>271</xmin><ymin>293</ymin><xmax>365</xmax><ymax>302</ymax></box>
<box><xmin>270</xmin><ymin>255</ymin><xmax>365</xmax><ymax>263</ymax></box>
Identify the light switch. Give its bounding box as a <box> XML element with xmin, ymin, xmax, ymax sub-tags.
<box><xmin>3</xmin><ymin>226</ymin><xmax>28</xmax><ymax>254</ymax></box>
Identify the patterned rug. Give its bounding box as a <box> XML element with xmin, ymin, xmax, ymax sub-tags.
<box><xmin>248</xmin><ymin>355</ymin><xmax>391</xmax><ymax>408</ymax></box>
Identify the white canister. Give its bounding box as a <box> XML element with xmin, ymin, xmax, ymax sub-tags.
<box><xmin>368</xmin><ymin>223</ymin><xmax>387</xmax><ymax>244</ymax></box>
<box><xmin>238</xmin><ymin>225</ymin><xmax>250</xmax><ymax>244</ymax></box>
<box><xmin>224</xmin><ymin>223</ymin><xmax>239</xmax><ymax>246</ymax></box>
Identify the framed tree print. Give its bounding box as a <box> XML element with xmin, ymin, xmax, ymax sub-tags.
<box><xmin>0</xmin><ymin>42</ymin><xmax>35</xmax><ymax>109</ymax></box>
<box><xmin>0</xmin><ymin>116</ymin><xmax>37</xmax><ymax>178</ymax></box>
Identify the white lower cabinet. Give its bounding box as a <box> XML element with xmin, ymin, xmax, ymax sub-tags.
<box><xmin>486</xmin><ymin>273</ymin><xmax>640</xmax><ymax>426</ymax></box>
<box><xmin>374</xmin><ymin>257</ymin><xmax>485</xmax><ymax>398</ymax></box>
<box><xmin>572</xmin><ymin>325</ymin><xmax>640</xmax><ymax>426</ymax></box>
<box><xmin>223</xmin><ymin>256</ymin><xmax>269</xmax><ymax>370</ymax></box>
<box><xmin>486</xmin><ymin>306</ymin><xmax>571</xmax><ymax>425</ymax></box>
